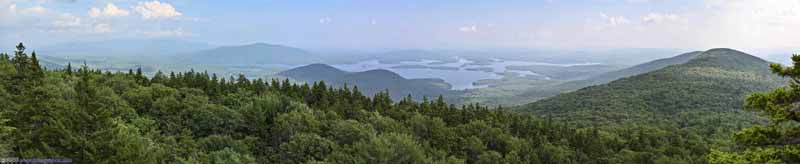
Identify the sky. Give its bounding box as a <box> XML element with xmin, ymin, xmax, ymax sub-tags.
<box><xmin>2</xmin><ymin>0</ymin><xmax>800</xmax><ymax>52</ymax></box>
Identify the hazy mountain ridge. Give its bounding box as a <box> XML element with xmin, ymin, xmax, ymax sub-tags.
<box><xmin>277</xmin><ymin>63</ymin><xmax>456</xmax><ymax>100</ymax></box>
<box><xmin>518</xmin><ymin>48</ymin><xmax>784</xmax><ymax>122</ymax></box>
<box><xmin>180</xmin><ymin>43</ymin><xmax>322</xmax><ymax>65</ymax></box>
<box><xmin>40</xmin><ymin>39</ymin><xmax>214</xmax><ymax>57</ymax></box>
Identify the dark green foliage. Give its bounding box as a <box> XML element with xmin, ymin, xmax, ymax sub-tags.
<box><xmin>0</xmin><ymin>44</ymin><xmax>774</xmax><ymax>163</ymax></box>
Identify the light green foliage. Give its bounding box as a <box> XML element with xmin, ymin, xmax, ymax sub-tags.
<box><xmin>208</xmin><ymin>148</ymin><xmax>256</xmax><ymax>164</ymax></box>
<box><xmin>274</xmin><ymin>109</ymin><xmax>322</xmax><ymax>142</ymax></box>
<box><xmin>277</xmin><ymin>133</ymin><xmax>338</xmax><ymax>163</ymax></box>
<box><xmin>323</xmin><ymin>120</ymin><xmax>375</xmax><ymax>145</ymax></box>
<box><xmin>352</xmin><ymin>133</ymin><xmax>429</xmax><ymax>163</ymax></box>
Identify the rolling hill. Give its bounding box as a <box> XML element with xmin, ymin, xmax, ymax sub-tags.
<box><xmin>518</xmin><ymin>48</ymin><xmax>785</xmax><ymax>124</ymax></box>
<box><xmin>556</xmin><ymin>51</ymin><xmax>704</xmax><ymax>90</ymax></box>
<box><xmin>180</xmin><ymin>43</ymin><xmax>322</xmax><ymax>65</ymax></box>
<box><xmin>277</xmin><ymin>63</ymin><xmax>456</xmax><ymax>99</ymax></box>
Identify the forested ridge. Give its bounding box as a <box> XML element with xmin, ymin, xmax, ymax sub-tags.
<box><xmin>521</xmin><ymin>48</ymin><xmax>784</xmax><ymax>123</ymax></box>
<box><xmin>0</xmin><ymin>44</ymin><xmax>796</xmax><ymax>163</ymax></box>
<box><xmin>518</xmin><ymin>48</ymin><xmax>800</xmax><ymax>163</ymax></box>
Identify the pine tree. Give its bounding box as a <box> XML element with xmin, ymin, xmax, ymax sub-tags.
<box><xmin>151</xmin><ymin>71</ymin><xmax>166</xmax><ymax>84</ymax></box>
<box><xmin>29</xmin><ymin>51</ymin><xmax>43</xmax><ymax>79</ymax></box>
<box><xmin>135</xmin><ymin>67</ymin><xmax>148</xmax><ymax>85</ymax></box>
<box><xmin>65</xmin><ymin>63</ymin><xmax>73</xmax><ymax>75</ymax></box>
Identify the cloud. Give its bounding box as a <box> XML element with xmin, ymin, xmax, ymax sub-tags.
<box><xmin>600</xmin><ymin>13</ymin><xmax>630</xmax><ymax>26</ymax></box>
<box><xmin>458</xmin><ymin>25</ymin><xmax>478</xmax><ymax>32</ymax></box>
<box><xmin>41</xmin><ymin>0</ymin><xmax>77</xmax><ymax>3</ymax></box>
<box><xmin>626</xmin><ymin>0</ymin><xmax>662</xmax><ymax>3</ymax></box>
<box><xmin>642</xmin><ymin>12</ymin><xmax>680</xmax><ymax>23</ymax></box>
<box><xmin>135</xmin><ymin>1</ymin><xmax>182</xmax><ymax>20</ymax></box>
<box><xmin>4</xmin><ymin>4</ymin><xmax>82</xmax><ymax>29</ymax></box>
<box><xmin>53</xmin><ymin>13</ymin><xmax>81</xmax><ymax>27</ymax></box>
<box><xmin>25</xmin><ymin>5</ymin><xmax>46</xmax><ymax>14</ymax></box>
<box><xmin>140</xmin><ymin>28</ymin><xmax>191</xmax><ymax>37</ymax></box>
<box><xmin>319</xmin><ymin>17</ymin><xmax>332</xmax><ymax>24</ymax></box>
<box><xmin>694</xmin><ymin>0</ymin><xmax>800</xmax><ymax>49</ymax></box>
<box><xmin>93</xmin><ymin>23</ymin><xmax>112</xmax><ymax>33</ymax></box>
<box><xmin>8</xmin><ymin>4</ymin><xmax>16</xmax><ymax>13</ymax></box>
<box><xmin>370</xmin><ymin>19</ymin><xmax>377</xmax><ymax>25</ymax></box>
<box><xmin>89</xmin><ymin>3</ymin><xmax>130</xmax><ymax>18</ymax></box>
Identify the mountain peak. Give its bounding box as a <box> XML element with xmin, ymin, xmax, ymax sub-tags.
<box><xmin>278</xmin><ymin>63</ymin><xmax>347</xmax><ymax>78</ymax></box>
<box><xmin>686</xmin><ymin>48</ymin><xmax>768</xmax><ymax>70</ymax></box>
<box><xmin>699</xmin><ymin>48</ymin><xmax>749</xmax><ymax>57</ymax></box>
<box><xmin>304</xmin><ymin>63</ymin><xmax>340</xmax><ymax>69</ymax></box>
<box><xmin>357</xmin><ymin>69</ymin><xmax>404</xmax><ymax>79</ymax></box>
<box><xmin>705</xmin><ymin>48</ymin><xmax>741</xmax><ymax>53</ymax></box>
<box><xmin>247</xmin><ymin>42</ymin><xmax>278</xmax><ymax>47</ymax></box>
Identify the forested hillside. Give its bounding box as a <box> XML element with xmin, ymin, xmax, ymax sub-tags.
<box><xmin>0</xmin><ymin>44</ymin><xmax>732</xmax><ymax>163</ymax></box>
<box><xmin>518</xmin><ymin>48</ymin><xmax>788</xmax><ymax>163</ymax></box>
<box><xmin>278</xmin><ymin>63</ymin><xmax>456</xmax><ymax>100</ymax></box>
<box><xmin>0</xmin><ymin>44</ymin><xmax>790</xmax><ymax>163</ymax></box>
<box><xmin>521</xmin><ymin>48</ymin><xmax>783</xmax><ymax>123</ymax></box>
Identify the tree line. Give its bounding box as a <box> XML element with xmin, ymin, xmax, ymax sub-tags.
<box><xmin>0</xmin><ymin>43</ymin><xmax>795</xmax><ymax>163</ymax></box>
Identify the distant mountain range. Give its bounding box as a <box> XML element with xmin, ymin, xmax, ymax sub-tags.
<box><xmin>40</xmin><ymin>39</ymin><xmax>214</xmax><ymax>57</ymax></box>
<box><xmin>277</xmin><ymin>63</ymin><xmax>456</xmax><ymax>100</ymax></box>
<box><xmin>178</xmin><ymin>43</ymin><xmax>322</xmax><ymax>65</ymax></box>
<box><xmin>518</xmin><ymin>48</ymin><xmax>784</xmax><ymax>124</ymax></box>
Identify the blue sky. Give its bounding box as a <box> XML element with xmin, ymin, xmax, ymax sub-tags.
<box><xmin>2</xmin><ymin>0</ymin><xmax>800</xmax><ymax>51</ymax></box>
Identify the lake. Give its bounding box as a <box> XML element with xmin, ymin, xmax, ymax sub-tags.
<box><xmin>331</xmin><ymin>57</ymin><xmax>599</xmax><ymax>90</ymax></box>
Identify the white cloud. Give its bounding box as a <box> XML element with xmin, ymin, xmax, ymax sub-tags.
<box><xmin>53</xmin><ymin>13</ymin><xmax>81</xmax><ymax>27</ymax></box>
<box><xmin>89</xmin><ymin>3</ymin><xmax>130</xmax><ymax>18</ymax></box>
<box><xmin>135</xmin><ymin>1</ymin><xmax>182</xmax><ymax>20</ymax></box>
<box><xmin>93</xmin><ymin>23</ymin><xmax>112</xmax><ymax>33</ymax></box>
<box><xmin>141</xmin><ymin>28</ymin><xmax>191</xmax><ymax>37</ymax></box>
<box><xmin>25</xmin><ymin>5</ymin><xmax>46</xmax><ymax>14</ymax></box>
<box><xmin>696</xmin><ymin>0</ymin><xmax>800</xmax><ymax>49</ymax></box>
<box><xmin>642</xmin><ymin>12</ymin><xmax>680</xmax><ymax>23</ymax></box>
<box><xmin>600</xmin><ymin>13</ymin><xmax>630</xmax><ymax>26</ymax></box>
<box><xmin>319</xmin><ymin>17</ymin><xmax>332</xmax><ymax>24</ymax></box>
<box><xmin>458</xmin><ymin>25</ymin><xmax>478</xmax><ymax>32</ymax></box>
<box><xmin>9</xmin><ymin>4</ymin><xmax>16</xmax><ymax>13</ymax></box>
<box><xmin>370</xmin><ymin>19</ymin><xmax>377</xmax><ymax>25</ymax></box>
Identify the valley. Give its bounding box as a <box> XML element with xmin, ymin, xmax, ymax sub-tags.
<box><xmin>31</xmin><ymin>40</ymin><xmax>690</xmax><ymax>106</ymax></box>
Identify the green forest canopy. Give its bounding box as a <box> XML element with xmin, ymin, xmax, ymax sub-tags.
<box><xmin>0</xmin><ymin>43</ymin><xmax>796</xmax><ymax>163</ymax></box>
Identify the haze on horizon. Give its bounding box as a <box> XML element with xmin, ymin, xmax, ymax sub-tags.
<box><xmin>2</xmin><ymin>0</ymin><xmax>800</xmax><ymax>53</ymax></box>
